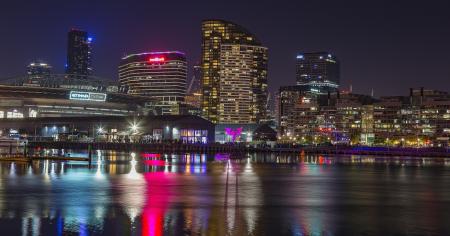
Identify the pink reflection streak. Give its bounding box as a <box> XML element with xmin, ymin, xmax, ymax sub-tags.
<box><xmin>142</xmin><ymin>153</ymin><xmax>166</xmax><ymax>167</ymax></box>
<box><xmin>141</xmin><ymin>172</ymin><xmax>175</xmax><ymax>236</ymax></box>
<box><xmin>144</xmin><ymin>160</ymin><xmax>166</xmax><ymax>167</ymax></box>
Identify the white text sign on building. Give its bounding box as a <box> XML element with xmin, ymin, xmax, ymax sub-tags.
<box><xmin>69</xmin><ymin>91</ymin><xmax>107</xmax><ymax>102</ymax></box>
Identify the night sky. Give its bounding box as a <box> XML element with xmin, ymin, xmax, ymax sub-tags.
<box><xmin>1</xmin><ymin>0</ymin><xmax>449</xmax><ymax>96</ymax></box>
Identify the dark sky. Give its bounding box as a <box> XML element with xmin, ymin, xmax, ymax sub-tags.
<box><xmin>1</xmin><ymin>0</ymin><xmax>449</xmax><ymax>96</ymax></box>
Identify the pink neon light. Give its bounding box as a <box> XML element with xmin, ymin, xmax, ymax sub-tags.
<box><xmin>225</xmin><ymin>127</ymin><xmax>243</xmax><ymax>142</ymax></box>
<box><xmin>149</xmin><ymin>57</ymin><xmax>165</xmax><ymax>62</ymax></box>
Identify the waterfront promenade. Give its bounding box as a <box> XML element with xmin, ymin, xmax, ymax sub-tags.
<box><xmin>25</xmin><ymin>141</ymin><xmax>450</xmax><ymax>158</ymax></box>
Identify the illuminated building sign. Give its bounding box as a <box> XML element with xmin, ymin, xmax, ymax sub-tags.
<box><xmin>149</xmin><ymin>57</ymin><xmax>165</xmax><ymax>62</ymax></box>
<box><xmin>69</xmin><ymin>91</ymin><xmax>107</xmax><ymax>102</ymax></box>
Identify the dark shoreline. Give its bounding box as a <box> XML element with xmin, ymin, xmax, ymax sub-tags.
<box><xmin>24</xmin><ymin>141</ymin><xmax>450</xmax><ymax>158</ymax></box>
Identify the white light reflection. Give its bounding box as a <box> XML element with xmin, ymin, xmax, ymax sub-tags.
<box><xmin>27</xmin><ymin>165</ymin><xmax>32</xmax><ymax>175</ymax></box>
<box><xmin>127</xmin><ymin>153</ymin><xmax>139</xmax><ymax>179</ymax></box>
<box><xmin>244</xmin><ymin>157</ymin><xmax>253</xmax><ymax>173</ymax></box>
<box><xmin>227</xmin><ymin>159</ymin><xmax>232</xmax><ymax>173</ymax></box>
<box><xmin>60</xmin><ymin>162</ymin><xmax>64</xmax><ymax>174</ymax></box>
<box><xmin>94</xmin><ymin>151</ymin><xmax>104</xmax><ymax>180</ymax></box>
<box><xmin>120</xmin><ymin>152</ymin><xmax>145</xmax><ymax>223</ymax></box>
<box><xmin>95</xmin><ymin>159</ymin><xmax>104</xmax><ymax>179</ymax></box>
<box><xmin>50</xmin><ymin>162</ymin><xmax>56</xmax><ymax>176</ymax></box>
<box><xmin>32</xmin><ymin>216</ymin><xmax>41</xmax><ymax>236</ymax></box>
<box><xmin>9</xmin><ymin>163</ymin><xmax>16</xmax><ymax>177</ymax></box>
<box><xmin>43</xmin><ymin>160</ymin><xmax>50</xmax><ymax>182</ymax></box>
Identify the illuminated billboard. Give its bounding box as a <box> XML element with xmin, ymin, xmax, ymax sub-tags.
<box><xmin>69</xmin><ymin>91</ymin><xmax>107</xmax><ymax>102</ymax></box>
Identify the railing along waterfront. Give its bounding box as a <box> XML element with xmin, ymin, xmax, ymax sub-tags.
<box><xmin>26</xmin><ymin>141</ymin><xmax>450</xmax><ymax>157</ymax></box>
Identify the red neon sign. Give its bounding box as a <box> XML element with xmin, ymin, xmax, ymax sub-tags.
<box><xmin>149</xmin><ymin>57</ymin><xmax>165</xmax><ymax>62</ymax></box>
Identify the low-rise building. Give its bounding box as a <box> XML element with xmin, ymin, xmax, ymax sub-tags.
<box><xmin>0</xmin><ymin>115</ymin><xmax>215</xmax><ymax>144</ymax></box>
<box><xmin>277</xmin><ymin>87</ymin><xmax>450</xmax><ymax>147</ymax></box>
<box><xmin>0</xmin><ymin>85</ymin><xmax>148</xmax><ymax>118</ymax></box>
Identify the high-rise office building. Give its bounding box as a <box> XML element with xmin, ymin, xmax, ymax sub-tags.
<box><xmin>295</xmin><ymin>52</ymin><xmax>339</xmax><ymax>94</ymax></box>
<box><xmin>187</xmin><ymin>63</ymin><xmax>202</xmax><ymax>95</ymax></box>
<box><xmin>201</xmin><ymin>19</ymin><xmax>268</xmax><ymax>124</ymax></box>
<box><xmin>118</xmin><ymin>51</ymin><xmax>187</xmax><ymax>115</ymax></box>
<box><xmin>66</xmin><ymin>29</ymin><xmax>92</xmax><ymax>78</ymax></box>
<box><xmin>25</xmin><ymin>61</ymin><xmax>52</xmax><ymax>87</ymax></box>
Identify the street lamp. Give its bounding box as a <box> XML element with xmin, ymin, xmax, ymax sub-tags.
<box><xmin>131</xmin><ymin>123</ymin><xmax>139</xmax><ymax>134</ymax></box>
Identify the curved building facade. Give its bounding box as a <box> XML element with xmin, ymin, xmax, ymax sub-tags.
<box><xmin>201</xmin><ymin>19</ymin><xmax>268</xmax><ymax>124</ymax></box>
<box><xmin>119</xmin><ymin>51</ymin><xmax>187</xmax><ymax>115</ymax></box>
<box><xmin>0</xmin><ymin>85</ymin><xmax>147</xmax><ymax>118</ymax></box>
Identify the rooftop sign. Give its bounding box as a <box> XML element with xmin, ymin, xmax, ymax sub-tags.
<box><xmin>149</xmin><ymin>57</ymin><xmax>165</xmax><ymax>62</ymax></box>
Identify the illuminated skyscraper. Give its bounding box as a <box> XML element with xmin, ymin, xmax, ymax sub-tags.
<box><xmin>296</xmin><ymin>52</ymin><xmax>340</xmax><ymax>94</ymax></box>
<box><xmin>26</xmin><ymin>61</ymin><xmax>52</xmax><ymax>86</ymax></box>
<box><xmin>66</xmin><ymin>29</ymin><xmax>92</xmax><ymax>78</ymax></box>
<box><xmin>118</xmin><ymin>51</ymin><xmax>187</xmax><ymax>115</ymax></box>
<box><xmin>201</xmin><ymin>19</ymin><xmax>268</xmax><ymax>124</ymax></box>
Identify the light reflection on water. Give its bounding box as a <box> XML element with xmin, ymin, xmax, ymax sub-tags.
<box><xmin>0</xmin><ymin>151</ymin><xmax>449</xmax><ymax>235</ymax></box>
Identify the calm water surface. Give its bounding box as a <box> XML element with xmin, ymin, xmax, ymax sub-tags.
<box><xmin>0</xmin><ymin>151</ymin><xmax>450</xmax><ymax>235</ymax></box>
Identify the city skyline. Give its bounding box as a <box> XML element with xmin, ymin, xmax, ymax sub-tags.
<box><xmin>1</xmin><ymin>0</ymin><xmax>449</xmax><ymax>96</ymax></box>
<box><xmin>1</xmin><ymin>2</ymin><xmax>450</xmax><ymax>235</ymax></box>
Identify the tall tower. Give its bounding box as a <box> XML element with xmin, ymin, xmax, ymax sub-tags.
<box><xmin>201</xmin><ymin>19</ymin><xmax>268</xmax><ymax>124</ymax></box>
<box><xmin>295</xmin><ymin>52</ymin><xmax>339</xmax><ymax>93</ymax></box>
<box><xmin>66</xmin><ymin>29</ymin><xmax>92</xmax><ymax>78</ymax></box>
